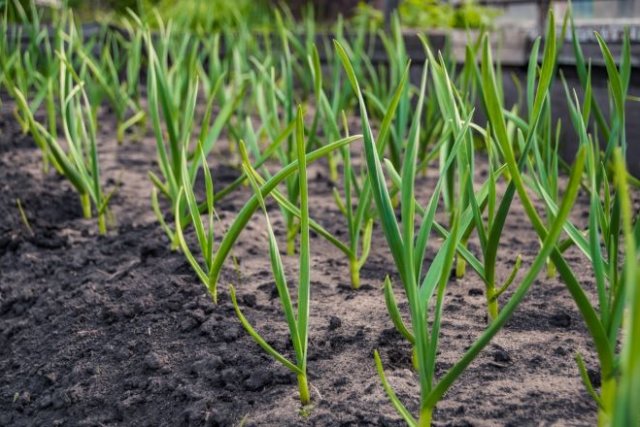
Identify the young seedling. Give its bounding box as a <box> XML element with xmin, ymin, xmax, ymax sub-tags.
<box><xmin>144</xmin><ymin>26</ymin><xmax>240</xmax><ymax>247</ymax></box>
<box><xmin>230</xmin><ymin>106</ymin><xmax>312</xmax><ymax>406</ymax></box>
<box><xmin>377</xmin><ymin>13</ymin><xmax>410</xmax><ymax>172</ymax></box>
<box><xmin>316</xmin><ymin>15</ymin><xmax>371</xmax><ymax>182</ymax></box>
<box><xmin>336</xmin><ymin>19</ymin><xmax>586</xmax><ymax>423</ymax></box>
<box><xmin>257</xmin><ymin>10</ymin><xmax>299</xmax><ymax>256</ymax></box>
<box><xmin>610</xmin><ymin>150</ymin><xmax>640</xmax><ymax>427</ymax></box>
<box><xmin>384</xmin><ymin>32</ymin><xmax>527</xmax><ymax>321</ymax></box>
<box><xmin>420</xmin><ymin>36</ymin><xmax>475</xmax><ymax>279</ymax></box>
<box><xmin>8</xmin><ymin>42</ymin><xmax>113</xmax><ymax>234</ymax></box>
<box><xmin>479</xmin><ymin>12</ymin><xmax>635</xmax><ymax>426</ymax></box>
<box><xmin>460</xmin><ymin>13</ymin><xmax>561</xmax><ymax>320</ymax></box>
<box><xmin>534</xmin><ymin>67</ymin><xmax>634</xmax><ymax>425</ymax></box>
<box><xmin>0</xmin><ymin>1</ymin><xmax>61</xmax><ymax>170</ymax></box>
<box><xmin>330</xmin><ymin>111</ymin><xmax>374</xmax><ymax>289</ymax></box>
<box><xmin>174</xmin><ymin>115</ymin><xmax>361</xmax><ymax>303</ymax></box>
<box><xmin>72</xmin><ymin>23</ymin><xmax>145</xmax><ymax>144</ymax></box>
<box><xmin>308</xmin><ymin>45</ymin><xmax>376</xmax><ymax>289</ymax></box>
<box><xmin>15</xmin><ymin>199</ymin><xmax>34</xmax><ymax>236</ymax></box>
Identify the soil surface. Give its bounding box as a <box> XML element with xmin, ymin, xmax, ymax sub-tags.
<box><xmin>0</xmin><ymin>98</ymin><xmax>602</xmax><ymax>426</ymax></box>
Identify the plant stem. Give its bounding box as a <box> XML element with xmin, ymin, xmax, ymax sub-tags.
<box><xmin>456</xmin><ymin>256</ymin><xmax>466</xmax><ymax>279</ymax></box>
<box><xmin>169</xmin><ymin>233</ymin><xmax>180</xmax><ymax>251</ymax></box>
<box><xmin>418</xmin><ymin>406</ymin><xmax>432</xmax><ymax>427</ymax></box>
<box><xmin>487</xmin><ymin>289</ymin><xmax>499</xmax><ymax>320</ymax></box>
<box><xmin>286</xmin><ymin>218</ymin><xmax>298</xmax><ymax>256</ymax></box>
<box><xmin>116</xmin><ymin>123</ymin><xmax>124</xmax><ymax>145</ymax></box>
<box><xmin>297</xmin><ymin>373</ymin><xmax>310</xmax><ymax>406</ymax></box>
<box><xmin>350</xmin><ymin>257</ymin><xmax>360</xmax><ymax>289</ymax></box>
<box><xmin>598</xmin><ymin>376</ymin><xmax>616</xmax><ymax>427</ymax></box>
<box><xmin>80</xmin><ymin>193</ymin><xmax>91</xmax><ymax>219</ymax></box>
<box><xmin>328</xmin><ymin>152</ymin><xmax>339</xmax><ymax>183</ymax></box>
<box><xmin>287</xmin><ymin>233</ymin><xmax>296</xmax><ymax>256</ymax></box>
<box><xmin>97</xmin><ymin>213</ymin><xmax>107</xmax><ymax>235</ymax></box>
<box><xmin>546</xmin><ymin>258</ymin><xmax>557</xmax><ymax>278</ymax></box>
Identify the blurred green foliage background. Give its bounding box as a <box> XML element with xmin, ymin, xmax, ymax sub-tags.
<box><xmin>2</xmin><ymin>0</ymin><xmax>499</xmax><ymax>30</ymax></box>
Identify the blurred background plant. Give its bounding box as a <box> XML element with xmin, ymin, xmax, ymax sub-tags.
<box><xmin>354</xmin><ymin>0</ymin><xmax>500</xmax><ymax>30</ymax></box>
<box><xmin>2</xmin><ymin>0</ymin><xmax>500</xmax><ymax>30</ymax></box>
<box><xmin>137</xmin><ymin>0</ymin><xmax>274</xmax><ymax>34</ymax></box>
<box><xmin>352</xmin><ymin>1</ymin><xmax>385</xmax><ymax>31</ymax></box>
<box><xmin>398</xmin><ymin>0</ymin><xmax>500</xmax><ymax>29</ymax></box>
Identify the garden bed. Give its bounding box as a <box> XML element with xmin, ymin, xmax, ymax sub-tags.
<box><xmin>0</xmin><ymin>101</ymin><xmax>600</xmax><ymax>426</ymax></box>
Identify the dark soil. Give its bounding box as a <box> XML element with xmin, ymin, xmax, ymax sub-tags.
<box><xmin>0</xmin><ymin>99</ymin><xmax>600</xmax><ymax>426</ymax></box>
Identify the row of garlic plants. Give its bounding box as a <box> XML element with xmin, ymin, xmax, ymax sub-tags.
<box><xmin>1</xmin><ymin>2</ymin><xmax>638</xmax><ymax>425</ymax></box>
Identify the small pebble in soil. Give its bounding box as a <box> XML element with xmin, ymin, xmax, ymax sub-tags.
<box><xmin>0</xmin><ymin>234</ymin><xmax>19</xmax><ymax>254</ymax></box>
<box><xmin>492</xmin><ymin>346</ymin><xmax>512</xmax><ymax>363</ymax></box>
<box><xmin>243</xmin><ymin>370</ymin><xmax>273</xmax><ymax>391</ymax></box>
<box><xmin>52</xmin><ymin>390</ymin><xmax>69</xmax><ymax>409</ymax></box>
<box><xmin>144</xmin><ymin>352</ymin><xmax>166</xmax><ymax>371</ymax></box>
<box><xmin>180</xmin><ymin>316</ymin><xmax>199</xmax><ymax>332</ymax></box>
<box><xmin>38</xmin><ymin>394</ymin><xmax>53</xmax><ymax>409</ymax></box>
<box><xmin>220</xmin><ymin>367</ymin><xmax>240</xmax><ymax>386</ymax></box>
<box><xmin>139</xmin><ymin>242</ymin><xmax>166</xmax><ymax>262</ymax></box>
<box><xmin>147</xmin><ymin>377</ymin><xmax>166</xmax><ymax>394</ymax></box>
<box><xmin>191</xmin><ymin>356</ymin><xmax>224</xmax><ymax>380</ymax></box>
<box><xmin>188</xmin><ymin>308</ymin><xmax>207</xmax><ymax>323</ymax></box>
<box><xmin>333</xmin><ymin>377</ymin><xmax>349</xmax><ymax>388</ymax></box>
<box><xmin>44</xmin><ymin>371</ymin><xmax>58</xmax><ymax>384</ymax></box>
<box><xmin>124</xmin><ymin>376</ymin><xmax>148</xmax><ymax>390</ymax></box>
<box><xmin>468</xmin><ymin>288</ymin><xmax>483</xmax><ymax>296</ymax></box>
<box><xmin>554</xmin><ymin>346</ymin><xmax>568</xmax><ymax>356</ymax></box>
<box><xmin>200</xmin><ymin>318</ymin><xmax>218</xmax><ymax>337</ymax></box>
<box><xmin>242</xmin><ymin>294</ymin><xmax>257</xmax><ymax>307</ymax></box>
<box><xmin>221</xmin><ymin>325</ymin><xmax>241</xmax><ymax>342</ymax></box>
<box><xmin>549</xmin><ymin>312</ymin><xmax>572</xmax><ymax>328</ymax></box>
<box><xmin>454</xmin><ymin>405</ymin><xmax>466</xmax><ymax>415</ymax></box>
<box><xmin>378</xmin><ymin>328</ymin><xmax>401</xmax><ymax>344</ymax></box>
<box><xmin>529</xmin><ymin>355</ymin><xmax>545</xmax><ymax>366</ymax></box>
<box><xmin>30</xmin><ymin>230</ymin><xmax>67</xmax><ymax>249</ymax></box>
<box><xmin>588</xmin><ymin>368</ymin><xmax>601</xmax><ymax>388</ymax></box>
<box><xmin>328</xmin><ymin>316</ymin><xmax>342</xmax><ymax>331</ymax></box>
